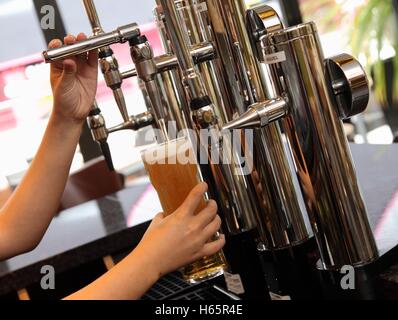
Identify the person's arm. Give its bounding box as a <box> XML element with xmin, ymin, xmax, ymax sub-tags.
<box><xmin>65</xmin><ymin>183</ymin><xmax>225</xmax><ymax>300</ymax></box>
<box><xmin>0</xmin><ymin>33</ymin><xmax>226</xmax><ymax>300</ymax></box>
<box><xmin>0</xmin><ymin>34</ymin><xmax>98</xmax><ymax>260</ymax></box>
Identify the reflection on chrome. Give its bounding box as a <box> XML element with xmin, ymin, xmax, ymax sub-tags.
<box><xmin>41</xmin><ymin>0</ymin><xmax>378</xmax><ymax>277</ymax></box>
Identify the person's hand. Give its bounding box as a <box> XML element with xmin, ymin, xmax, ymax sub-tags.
<box><xmin>48</xmin><ymin>33</ymin><xmax>98</xmax><ymax>123</ymax></box>
<box><xmin>135</xmin><ymin>182</ymin><xmax>226</xmax><ymax>279</ymax></box>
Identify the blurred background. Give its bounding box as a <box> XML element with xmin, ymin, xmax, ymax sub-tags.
<box><xmin>0</xmin><ymin>0</ymin><xmax>397</xmax><ymax>204</ymax></box>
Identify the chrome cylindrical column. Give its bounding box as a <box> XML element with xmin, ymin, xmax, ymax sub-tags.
<box><xmin>158</xmin><ymin>0</ymin><xmax>207</xmax><ymax>101</ymax></box>
<box><xmin>174</xmin><ymin>0</ymin><xmax>231</xmax><ymax>125</ymax></box>
<box><xmin>82</xmin><ymin>0</ymin><xmax>103</xmax><ymax>35</ymax></box>
<box><xmin>206</xmin><ymin>0</ymin><xmax>311</xmax><ymax>249</ymax></box>
<box><xmin>157</xmin><ymin>0</ymin><xmax>260</xmax><ymax>235</ymax></box>
<box><xmin>154</xmin><ymin>3</ymin><xmax>192</xmax><ymax>132</ymax></box>
<box><xmin>260</xmin><ymin>22</ymin><xmax>378</xmax><ymax>268</ymax></box>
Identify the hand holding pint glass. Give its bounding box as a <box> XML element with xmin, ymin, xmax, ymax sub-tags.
<box><xmin>141</xmin><ymin>137</ymin><xmax>227</xmax><ymax>283</ymax></box>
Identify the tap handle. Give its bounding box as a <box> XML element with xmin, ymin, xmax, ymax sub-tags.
<box><xmin>42</xmin><ymin>23</ymin><xmax>140</xmax><ymax>62</ymax></box>
<box><xmin>87</xmin><ymin>107</ymin><xmax>115</xmax><ymax>171</ymax></box>
<box><xmin>99</xmin><ymin>140</ymin><xmax>115</xmax><ymax>172</ymax></box>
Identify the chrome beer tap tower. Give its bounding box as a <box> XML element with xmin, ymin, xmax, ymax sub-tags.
<box><xmin>42</xmin><ymin>0</ymin><xmax>380</xmax><ymax>300</ymax></box>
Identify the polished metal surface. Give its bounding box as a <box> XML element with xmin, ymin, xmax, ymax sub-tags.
<box><xmin>155</xmin><ymin>2</ymin><xmax>263</xmax><ymax>237</ymax></box>
<box><xmin>154</xmin><ymin>3</ymin><xmax>192</xmax><ymax>133</ymax></box>
<box><xmin>130</xmin><ymin>40</ymin><xmax>170</xmax><ymax>142</ymax></box>
<box><xmin>252</xmin><ymin>3</ymin><xmax>283</xmax><ymax>34</ymax></box>
<box><xmin>174</xmin><ymin>0</ymin><xmax>231</xmax><ymax>125</ymax></box>
<box><xmin>159</xmin><ymin>0</ymin><xmax>207</xmax><ymax>101</ymax></box>
<box><xmin>120</xmin><ymin>42</ymin><xmax>216</xmax><ymax>79</ymax></box>
<box><xmin>82</xmin><ymin>0</ymin><xmax>103</xmax><ymax>35</ymax></box>
<box><xmin>87</xmin><ymin>109</ymin><xmax>108</xmax><ymax>142</ymax></box>
<box><xmin>232</xmin><ymin>8</ymin><xmax>378</xmax><ymax>268</ymax></box>
<box><xmin>99</xmin><ymin>55</ymin><xmax>130</xmax><ymax>122</ymax></box>
<box><xmin>45</xmin><ymin>0</ymin><xmax>379</xmax><ymax>272</ymax></box>
<box><xmin>42</xmin><ymin>23</ymin><xmax>140</xmax><ymax>62</ymax></box>
<box><xmin>222</xmin><ymin>98</ymin><xmax>288</xmax><ymax>130</ymax></box>
<box><xmin>325</xmin><ymin>53</ymin><xmax>370</xmax><ymax>119</ymax></box>
<box><xmin>205</xmin><ymin>0</ymin><xmax>311</xmax><ymax>248</ymax></box>
<box><xmin>108</xmin><ymin>112</ymin><xmax>155</xmax><ymax>133</ymax></box>
<box><xmin>82</xmin><ymin>0</ymin><xmax>130</xmax><ymax>123</ymax></box>
<box><xmin>270</xmin><ymin>22</ymin><xmax>377</xmax><ymax>268</ymax></box>
<box><xmin>153</xmin><ymin>0</ymin><xmax>260</xmax><ymax>235</ymax></box>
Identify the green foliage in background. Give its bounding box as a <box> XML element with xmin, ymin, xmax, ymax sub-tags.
<box><xmin>351</xmin><ymin>0</ymin><xmax>398</xmax><ymax>106</ymax></box>
<box><xmin>301</xmin><ymin>0</ymin><xmax>398</xmax><ymax>106</ymax></box>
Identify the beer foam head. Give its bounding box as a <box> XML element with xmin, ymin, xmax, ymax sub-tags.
<box><xmin>142</xmin><ymin>138</ymin><xmax>198</xmax><ymax>165</ymax></box>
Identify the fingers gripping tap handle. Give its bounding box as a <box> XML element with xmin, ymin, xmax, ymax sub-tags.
<box><xmin>42</xmin><ymin>23</ymin><xmax>140</xmax><ymax>63</ymax></box>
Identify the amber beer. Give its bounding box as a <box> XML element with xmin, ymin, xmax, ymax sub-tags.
<box><xmin>141</xmin><ymin>138</ymin><xmax>226</xmax><ymax>283</ymax></box>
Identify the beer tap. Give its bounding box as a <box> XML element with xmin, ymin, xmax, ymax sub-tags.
<box><xmin>42</xmin><ymin>18</ymin><xmax>153</xmax><ymax>171</ymax></box>
<box><xmin>129</xmin><ymin>35</ymin><xmax>170</xmax><ymax>142</ymax></box>
<box><xmin>87</xmin><ymin>102</ymin><xmax>154</xmax><ymax>171</ymax></box>
<box><xmin>40</xmin><ymin>0</ymin><xmax>386</xmax><ymax>300</ymax></box>
<box><xmin>157</xmin><ymin>0</ymin><xmax>289</xmax><ymax>300</ymax></box>
<box><xmin>43</xmin><ymin>23</ymin><xmax>140</xmax><ymax>62</ymax></box>
<box><xmin>82</xmin><ymin>0</ymin><xmax>118</xmax><ymax>171</ymax></box>
<box><xmin>223</xmin><ymin>6</ymin><xmax>378</xmax><ymax>271</ymax></box>
<box><xmin>87</xmin><ymin>102</ymin><xmax>114</xmax><ymax>171</ymax></box>
<box><xmin>82</xmin><ymin>0</ymin><xmax>130</xmax><ymax>123</ymax></box>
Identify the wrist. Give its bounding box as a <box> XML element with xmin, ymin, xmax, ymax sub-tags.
<box><xmin>129</xmin><ymin>244</ymin><xmax>162</xmax><ymax>283</ymax></box>
<box><xmin>50</xmin><ymin>111</ymin><xmax>86</xmax><ymax>129</ymax></box>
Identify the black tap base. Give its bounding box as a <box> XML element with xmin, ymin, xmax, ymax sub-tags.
<box><xmin>316</xmin><ymin>261</ymin><xmax>381</xmax><ymax>300</ymax></box>
<box><xmin>317</xmin><ymin>249</ymin><xmax>398</xmax><ymax>300</ymax></box>
<box><xmin>259</xmin><ymin>237</ymin><xmax>323</xmax><ymax>300</ymax></box>
<box><xmin>221</xmin><ymin>229</ymin><xmax>271</xmax><ymax>300</ymax></box>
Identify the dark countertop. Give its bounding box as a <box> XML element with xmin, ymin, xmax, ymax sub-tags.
<box><xmin>0</xmin><ymin>144</ymin><xmax>398</xmax><ymax>295</ymax></box>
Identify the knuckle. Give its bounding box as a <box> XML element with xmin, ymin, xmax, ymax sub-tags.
<box><xmin>185</xmin><ymin>226</ymin><xmax>194</xmax><ymax>236</ymax></box>
<box><xmin>185</xmin><ymin>223</ymin><xmax>197</xmax><ymax>236</ymax></box>
<box><xmin>191</xmin><ymin>237</ymin><xmax>203</xmax><ymax>251</ymax></box>
<box><xmin>208</xmin><ymin>200</ymin><xmax>218</xmax><ymax>212</ymax></box>
<box><xmin>202</xmin><ymin>247</ymin><xmax>212</xmax><ymax>257</ymax></box>
<box><xmin>211</xmin><ymin>216</ymin><xmax>222</xmax><ymax>230</ymax></box>
<box><xmin>217</xmin><ymin>237</ymin><xmax>226</xmax><ymax>250</ymax></box>
<box><xmin>191</xmin><ymin>189</ymin><xmax>202</xmax><ymax>199</ymax></box>
<box><xmin>174</xmin><ymin>211</ymin><xmax>185</xmax><ymax>221</ymax></box>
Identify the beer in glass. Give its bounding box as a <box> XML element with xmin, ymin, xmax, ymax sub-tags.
<box><xmin>141</xmin><ymin>137</ymin><xmax>227</xmax><ymax>283</ymax></box>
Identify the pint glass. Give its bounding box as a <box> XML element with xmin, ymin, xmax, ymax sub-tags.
<box><xmin>141</xmin><ymin>137</ymin><xmax>227</xmax><ymax>283</ymax></box>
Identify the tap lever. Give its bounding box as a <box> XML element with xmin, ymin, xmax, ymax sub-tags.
<box><xmin>87</xmin><ymin>107</ymin><xmax>114</xmax><ymax>171</ymax></box>
<box><xmin>96</xmin><ymin>46</ymin><xmax>130</xmax><ymax>123</ymax></box>
<box><xmin>42</xmin><ymin>23</ymin><xmax>140</xmax><ymax>63</ymax></box>
<box><xmin>121</xmin><ymin>42</ymin><xmax>216</xmax><ymax>80</ymax></box>
<box><xmin>99</xmin><ymin>140</ymin><xmax>115</xmax><ymax>172</ymax></box>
